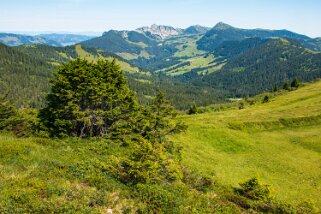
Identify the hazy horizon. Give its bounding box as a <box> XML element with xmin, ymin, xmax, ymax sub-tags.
<box><xmin>1</xmin><ymin>0</ymin><xmax>321</xmax><ymax>37</ymax></box>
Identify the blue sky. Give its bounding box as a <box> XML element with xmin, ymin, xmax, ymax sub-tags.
<box><xmin>1</xmin><ymin>0</ymin><xmax>321</xmax><ymax>37</ymax></box>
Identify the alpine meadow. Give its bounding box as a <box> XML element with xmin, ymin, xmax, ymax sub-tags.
<box><xmin>0</xmin><ymin>0</ymin><xmax>321</xmax><ymax>213</ymax></box>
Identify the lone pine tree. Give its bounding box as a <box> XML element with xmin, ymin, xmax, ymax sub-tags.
<box><xmin>39</xmin><ymin>59</ymin><xmax>138</xmax><ymax>138</ymax></box>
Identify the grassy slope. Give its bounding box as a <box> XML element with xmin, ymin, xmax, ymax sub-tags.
<box><xmin>75</xmin><ymin>45</ymin><xmax>139</xmax><ymax>73</ymax></box>
<box><xmin>0</xmin><ymin>135</ymin><xmax>141</xmax><ymax>212</ymax></box>
<box><xmin>155</xmin><ymin>35</ymin><xmax>223</xmax><ymax>76</ymax></box>
<box><xmin>157</xmin><ymin>54</ymin><xmax>221</xmax><ymax>76</ymax></box>
<box><xmin>1</xmin><ymin>81</ymin><xmax>321</xmax><ymax>212</ymax></box>
<box><xmin>173</xmin><ymin>80</ymin><xmax>321</xmax><ymax>207</ymax></box>
<box><xmin>170</xmin><ymin>35</ymin><xmax>205</xmax><ymax>58</ymax></box>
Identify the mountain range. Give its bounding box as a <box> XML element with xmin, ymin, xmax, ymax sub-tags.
<box><xmin>1</xmin><ymin>22</ymin><xmax>321</xmax><ymax>108</ymax></box>
<box><xmin>136</xmin><ymin>24</ymin><xmax>209</xmax><ymax>39</ymax></box>
<box><xmin>197</xmin><ymin>22</ymin><xmax>311</xmax><ymax>51</ymax></box>
<box><xmin>0</xmin><ymin>33</ymin><xmax>94</xmax><ymax>47</ymax></box>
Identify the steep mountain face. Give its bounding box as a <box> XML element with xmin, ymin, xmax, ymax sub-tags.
<box><xmin>38</xmin><ymin>34</ymin><xmax>94</xmax><ymax>46</ymax></box>
<box><xmin>197</xmin><ymin>22</ymin><xmax>311</xmax><ymax>51</ymax></box>
<box><xmin>0</xmin><ymin>33</ymin><xmax>60</xmax><ymax>46</ymax></box>
<box><xmin>200</xmin><ymin>38</ymin><xmax>321</xmax><ymax>96</ymax></box>
<box><xmin>184</xmin><ymin>25</ymin><xmax>210</xmax><ymax>35</ymax></box>
<box><xmin>136</xmin><ymin>24</ymin><xmax>183</xmax><ymax>39</ymax></box>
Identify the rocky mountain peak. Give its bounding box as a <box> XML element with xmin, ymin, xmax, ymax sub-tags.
<box><xmin>136</xmin><ymin>24</ymin><xmax>183</xmax><ymax>39</ymax></box>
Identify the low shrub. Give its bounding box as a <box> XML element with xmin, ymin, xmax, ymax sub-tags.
<box><xmin>236</xmin><ymin>177</ymin><xmax>272</xmax><ymax>201</ymax></box>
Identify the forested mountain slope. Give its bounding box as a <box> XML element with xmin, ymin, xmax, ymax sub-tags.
<box><xmin>0</xmin><ymin>43</ymin><xmax>224</xmax><ymax>109</ymax></box>
<box><xmin>197</xmin><ymin>22</ymin><xmax>311</xmax><ymax>51</ymax></box>
<box><xmin>198</xmin><ymin>38</ymin><xmax>321</xmax><ymax>97</ymax></box>
<box><xmin>2</xmin><ymin>22</ymin><xmax>321</xmax><ymax>108</ymax></box>
<box><xmin>0</xmin><ymin>43</ymin><xmax>53</xmax><ymax>107</ymax></box>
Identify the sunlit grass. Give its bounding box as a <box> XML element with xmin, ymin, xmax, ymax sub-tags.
<box><xmin>172</xmin><ymin>80</ymin><xmax>321</xmax><ymax>208</ymax></box>
<box><xmin>75</xmin><ymin>44</ymin><xmax>139</xmax><ymax>73</ymax></box>
<box><xmin>0</xmin><ymin>134</ymin><xmax>137</xmax><ymax>212</ymax></box>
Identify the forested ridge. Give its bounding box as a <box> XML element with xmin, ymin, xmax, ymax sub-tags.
<box><xmin>199</xmin><ymin>38</ymin><xmax>321</xmax><ymax>97</ymax></box>
<box><xmin>0</xmin><ymin>43</ymin><xmax>225</xmax><ymax>109</ymax></box>
<box><xmin>2</xmin><ymin>22</ymin><xmax>321</xmax><ymax>109</ymax></box>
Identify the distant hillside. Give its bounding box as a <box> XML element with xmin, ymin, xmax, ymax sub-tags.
<box><xmin>211</xmin><ymin>37</ymin><xmax>268</xmax><ymax>60</ymax></box>
<box><xmin>200</xmin><ymin>38</ymin><xmax>321</xmax><ymax>96</ymax></box>
<box><xmin>81</xmin><ymin>30</ymin><xmax>152</xmax><ymax>54</ymax></box>
<box><xmin>80</xmin><ymin>30</ymin><xmax>180</xmax><ymax>71</ymax></box>
<box><xmin>0</xmin><ymin>43</ymin><xmax>139</xmax><ymax>107</ymax></box>
<box><xmin>14</xmin><ymin>44</ymin><xmax>139</xmax><ymax>72</ymax></box>
<box><xmin>3</xmin><ymin>23</ymin><xmax>321</xmax><ymax>107</ymax></box>
<box><xmin>0</xmin><ymin>33</ymin><xmax>94</xmax><ymax>47</ymax></box>
<box><xmin>38</xmin><ymin>34</ymin><xmax>94</xmax><ymax>46</ymax></box>
<box><xmin>1</xmin><ymin>43</ymin><xmax>224</xmax><ymax>109</ymax></box>
<box><xmin>154</xmin><ymin>38</ymin><xmax>267</xmax><ymax>76</ymax></box>
<box><xmin>0</xmin><ymin>33</ymin><xmax>60</xmax><ymax>46</ymax></box>
<box><xmin>197</xmin><ymin>22</ymin><xmax>311</xmax><ymax>51</ymax></box>
<box><xmin>80</xmin><ymin>23</ymin><xmax>320</xmax><ymax>79</ymax></box>
<box><xmin>184</xmin><ymin>25</ymin><xmax>210</xmax><ymax>35</ymax></box>
<box><xmin>303</xmin><ymin>37</ymin><xmax>321</xmax><ymax>51</ymax></box>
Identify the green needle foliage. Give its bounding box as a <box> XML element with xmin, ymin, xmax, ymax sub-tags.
<box><xmin>110</xmin><ymin>138</ymin><xmax>183</xmax><ymax>184</ymax></box>
<box><xmin>0</xmin><ymin>96</ymin><xmax>36</xmax><ymax>137</ymax></box>
<box><xmin>140</xmin><ymin>92</ymin><xmax>186</xmax><ymax>144</ymax></box>
<box><xmin>0</xmin><ymin>96</ymin><xmax>16</xmax><ymax>129</ymax></box>
<box><xmin>39</xmin><ymin>58</ymin><xmax>139</xmax><ymax>138</ymax></box>
<box><xmin>187</xmin><ymin>104</ymin><xmax>198</xmax><ymax>115</ymax></box>
<box><xmin>237</xmin><ymin>177</ymin><xmax>272</xmax><ymax>201</ymax></box>
<box><xmin>291</xmin><ymin>78</ymin><xmax>300</xmax><ymax>89</ymax></box>
<box><xmin>111</xmin><ymin>93</ymin><xmax>186</xmax><ymax>185</ymax></box>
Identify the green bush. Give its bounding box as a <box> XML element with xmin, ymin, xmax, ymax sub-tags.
<box><xmin>238</xmin><ymin>101</ymin><xmax>245</xmax><ymax>109</ymax></box>
<box><xmin>0</xmin><ymin>96</ymin><xmax>16</xmax><ymax>129</ymax></box>
<box><xmin>297</xmin><ymin>200</ymin><xmax>320</xmax><ymax>214</ymax></box>
<box><xmin>182</xmin><ymin>168</ymin><xmax>214</xmax><ymax>192</ymax></box>
<box><xmin>110</xmin><ymin>138</ymin><xmax>183</xmax><ymax>185</ymax></box>
<box><xmin>237</xmin><ymin>177</ymin><xmax>272</xmax><ymax>201</ymax></box>
<box><xmin>0</xmin><ymin>97</ymin><xmax>37</xmax><ymax>137</ymax></box>
<box><xmin>262</xmin><ymin>95</ymin><xmax>270</xmax><ymax>103</ymax></box>
<box><xmin>187</xmin><ymin>104</ymin><xmax>198</xmax><ymax>114</ymax></box>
